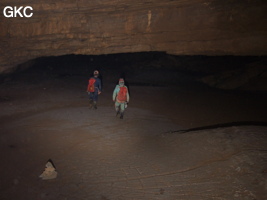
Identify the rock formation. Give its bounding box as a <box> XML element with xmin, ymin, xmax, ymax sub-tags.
<box><xmin>39</xmin><ymin>161</ymin><xmax>57</xmax><ymax>180</ymax></box>
<box><xmin>0</xmin><ymin>0</ymin><xmax>267</xmax><ymax>74</ymax></box>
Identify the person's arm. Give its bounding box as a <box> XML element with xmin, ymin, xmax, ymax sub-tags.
<box><xmin>113</xmin><ymin>85</ymin><xmax>119</xmax><ymax>101</ymax></box>
<box><xmin>126</xmin><ymin>87</ymin><xmax>130</xmax><ymax>102</ymax></box>
<box><xmin>98</xmin><ymin>78</ymin><xmax>102</xmax><ymax>92</ymax></box>
<box><xmin>86</xmin><ymin>79</ymin><xmax>90</xmax><ymax>92</ymax></box>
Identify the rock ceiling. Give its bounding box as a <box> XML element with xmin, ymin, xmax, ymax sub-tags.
<box><xmin>0</xmin><ymin>0</ymin><xmax>267</xmax><ymax>73</ymax></box>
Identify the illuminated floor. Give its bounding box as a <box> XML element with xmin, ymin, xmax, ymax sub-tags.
<box><xmin>0</xmin><ymin>67</ymin><xmax>267</xmax><ymax>200</ymax></box>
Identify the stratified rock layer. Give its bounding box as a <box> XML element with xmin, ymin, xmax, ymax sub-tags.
<box><xmin>0</xmin><ymin>0</ymin><xmax>267</xmax><ymax>73</ymax></box>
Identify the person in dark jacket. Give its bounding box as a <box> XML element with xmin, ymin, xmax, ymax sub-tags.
<box><xmin>87</xmin><ymin>70</ymin><xmax>101</xmax><ymax>109</ymax></box>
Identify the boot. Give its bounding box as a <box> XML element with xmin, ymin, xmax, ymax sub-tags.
<box><xmin>93</xmin><ymin>101</ymin><xmax>97</xmax><ymax>109</ymax></box>
<box><xmin>120</xmin><ymin>112</ymin><xmax>124</xmax><ymax>119</ymax></box>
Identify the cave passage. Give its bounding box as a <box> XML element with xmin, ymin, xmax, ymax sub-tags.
<box><xmin>1</xmin><ymin>52</ymin><xmax>267</xmax><ymax>200</ymax></box>
<box><xmin>1</xmin><ymin>52</ymin><xmax>267</xmax><ymax>128</ymax></box>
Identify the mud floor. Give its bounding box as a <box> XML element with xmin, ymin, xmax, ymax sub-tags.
<box><xmin>0</xmin><ymin>65</ymin><xmax>267</xmax><ymax>200</ymax></box>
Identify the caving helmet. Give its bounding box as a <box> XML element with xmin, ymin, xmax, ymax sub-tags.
<box><xmin>93</xmin><ymin>70</ymin><xmax>99</xmax><ymax>77</ymax></box>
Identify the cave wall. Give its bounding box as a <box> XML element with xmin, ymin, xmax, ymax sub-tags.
<box><xmin>0</xmin><ymin>0</ymin><xmax>267</xmax><ymax>74</ymax></box>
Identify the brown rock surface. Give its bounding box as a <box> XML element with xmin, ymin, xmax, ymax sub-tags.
<box><xmin>0</xmin><ymin>65</ymin><xmax>267</xmax><ymax>199</ymax></box>
<box><xmin>1</xmin><ymin>0</ymin><xmax>267</xmax><ymax>74</ymax></box>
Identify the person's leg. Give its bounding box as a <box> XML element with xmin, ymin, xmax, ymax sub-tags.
<box><xmin>93</xmin><ymin>91</ymin><xmax>98</xmax><ymax>109</ymax></box>
<box><xmin>120</xmin><ymin>103</ymin><xmax>126</xmax><ymax>119</ymax></box>
<box><xmin>89</xmin><ymin>93</ymin><xmax>94</xmax><ymax>108</ymax></box>
<box><xmin>115</xmin><ymin>102</ymin><xmax>120</xmax><ymax>116</ymax></box>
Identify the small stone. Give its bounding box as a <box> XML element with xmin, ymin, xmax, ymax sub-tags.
<box><xmin>39</xmin><ymin>161</ymin><xmax>58</xmax><ymax>180</ymax></box>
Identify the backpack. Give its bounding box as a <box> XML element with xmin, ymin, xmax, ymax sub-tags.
<box><xmin>87</xmin><ymin>78</ymin><xmax>96</xmax><ymax>92</ymax></box>
<box><xmin>117</xmin><ymin>86</ymin><xmax>127</xmax><ymax>102</ymax></box>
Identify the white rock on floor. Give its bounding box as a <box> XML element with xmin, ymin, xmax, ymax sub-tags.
<box><xmin>39</xmin><ymin>161</ymin><xmax>58</xmax><ymax>180</ymax></box>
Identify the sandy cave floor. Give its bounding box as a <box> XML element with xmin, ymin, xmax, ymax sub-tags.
<box><xmin>0</xmin><ymin>67</ymin><xmax>267</xmax><ymax>200</ymax></box>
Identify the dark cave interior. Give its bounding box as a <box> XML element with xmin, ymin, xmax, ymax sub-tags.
<box><xmin>1</xmin><ymin>53</ymin><xmax>267</xmax><ymax>200</ymax></box>
<box><xmin>1</xmin><ymin>0</ymin><xmax>267</xmax><ymax>198</ymax></box>
<box><xmin>3</xmin><ymin>52</ymin><xmax>267</xmax><ymax>91</ymax></box>
<box><xmin>1</xmin><ymin>52</ymin><xmax>266</xmax><ymax>127</ymax></box>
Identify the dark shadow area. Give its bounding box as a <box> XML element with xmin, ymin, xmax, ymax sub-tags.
<box><xmin>1</xmin><ymin>52</ymin><xmax>266</xmax><ymax>93</ymax></box>
<box><xmin>0</xmin><ymin>52</ymin><xmax>267</xmax><ymax>129</ymax></box>
<box><xmin>166</xmin><ymin>121</ymin><xmax>267</xmax><ymax>134</ymax></box>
